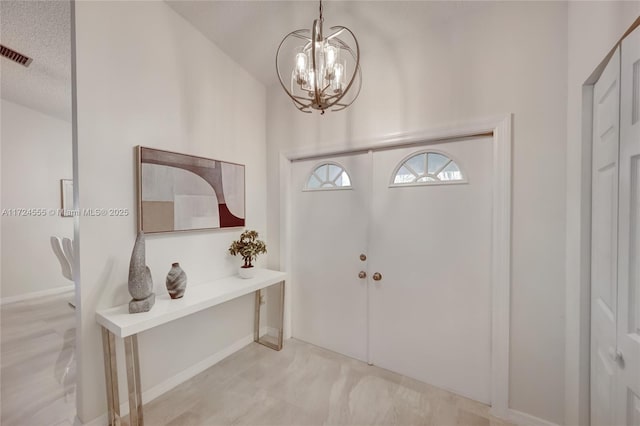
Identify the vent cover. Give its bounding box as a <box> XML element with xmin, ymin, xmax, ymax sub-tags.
<box><xmin>0</xmin><ymin>44</ymin><xmax>32</xmax><ymax>67</ymax></box>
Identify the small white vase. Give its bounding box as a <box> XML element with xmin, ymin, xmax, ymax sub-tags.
<box><xmin>238</xmin><ymin>266</ymin><xmax>256</xmax><ymax>279</ymax></box>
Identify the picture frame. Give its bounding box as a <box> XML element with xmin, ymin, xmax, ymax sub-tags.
<box><xmin>137</xmin><ymin>146</ymin><xmax>245</xmax><ymax>234</ymax></box>
<box><xmin>60</xmin><ymin>179</ymin><xmax>73</xmax><ymax>217</ymax></box>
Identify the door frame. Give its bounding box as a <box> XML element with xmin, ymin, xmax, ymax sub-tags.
<box><xmin>568</xmin><ymin>17</ymin><xmax>640</xmax><ymax>426</ymax></box>
<box><xmin>279</xmin><ymin>114</ymin><xmax>512</xmax><ymax>418</ymax></box>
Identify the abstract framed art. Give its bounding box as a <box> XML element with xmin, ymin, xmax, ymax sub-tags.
<box><xmin>137</xmin><ymin>146</ymin><xmax>245</xmax><ymax>233</ymax></box>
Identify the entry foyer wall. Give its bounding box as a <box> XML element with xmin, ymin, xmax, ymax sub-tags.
<box><xmin>74</xmin><ymin>1</ymin><xmax>267</xmax><ymax>422</ymax></box>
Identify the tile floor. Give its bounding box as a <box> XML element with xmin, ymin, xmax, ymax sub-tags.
<box><xmin>0</xmin><ymin>291</ymin><xmax>515</xmax><ymax>426</ymax></box>
<box><xmin>142</xmin><ymin>339</ymin><xmax>515</xmax><ymax>426</ymax></box>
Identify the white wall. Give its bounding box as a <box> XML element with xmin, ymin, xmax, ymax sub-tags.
<box><xmin>565</xmin><ymin>4</ymin><xmax>640</xmax><ymax>425</ymax></box>
<box><xmin>74</xmin><ymin>1</ymin><xmax>267</xmax><ymax>422</ymax></box>
<box><xmin>1</xmin><ymin>99</ymin><xmax>73</xmax><ymax>299</ymax></box>
<box><xmin>266</xmin><ymin>2</ymin><xmax>568</xmax><ymax>424</ymax></box>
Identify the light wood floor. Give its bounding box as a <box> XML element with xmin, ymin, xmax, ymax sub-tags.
<box><xmin>1</xmin><ymin>291</ymin><xmax>76</xmax><ymax>426</ymax></box>
<box><xmin>142</xmin><ymin>339</ymin><xmax>515</xmax><ymax>426</ymax></box>
<box><xmin>0</xmin><ymin>291</ymin><xmax>515</xmax><ymax>426</ymax></box>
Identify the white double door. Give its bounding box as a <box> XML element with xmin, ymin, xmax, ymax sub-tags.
<box><xmin>291</xmin><ymin>136</ymin><xmax>493</xmax><ymax>404</ymax></box>
<box><xmin>590</xmin><ymin>26</ymin><xmax>640</xmax><ymax>425</ymax></box>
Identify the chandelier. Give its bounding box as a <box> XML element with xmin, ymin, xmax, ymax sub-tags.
<box><xmin>276</xmin><ymin>0</ymin><xmax>361</xmax><ymax>114</ymax></box>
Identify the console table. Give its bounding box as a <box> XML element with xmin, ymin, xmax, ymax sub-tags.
<box><xmin>95</xmin><ymin>269</ymin><xmax>286</xmax><ymax>426</ymax></box>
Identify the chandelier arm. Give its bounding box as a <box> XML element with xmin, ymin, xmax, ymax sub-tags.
<box><xmin>319</xmin><ymin>83</ymin><xmax>332</xmax><ymax>96</ymax></box>
<box><xmin>330</xmin><ymin>37</ymin><xmax>354</xmax><ymax>56</ymax></box>
<box><xmin>291</xmin><ymin>95</ymin><xmax>314</xmax><ymax>103</ymax></box>
<box><xmin>323</xmin><ymin>93</ymin><xmax>343</xmax><ymax>102</ymax></box>
<box><xmin>289</xmin><ymin>31</ymin><xmax>313</xmax><ymax>42</ymax></box>
<box><xmin>296</xmin><ymin>104</ymin><xmax>313</xmax><ymax>113</ymax></box>
<box><xmin>311</xmin><ymin>19</ymin><xmax>322</xmax><ymax>108</ymax></box>
<box><xmin>291</xmin><ymin>97</ymin><xmax>313</xmax><ymax>112</ymax></box>
<box><xmin>326</xmin><ymin>28</ymin><xmax>346</xmax><ymax>41</ymax></box>
<box><xmin>330</xmin><ymin>99</ymin><xmax>355</xmax><ymax>111</ymax></box>
<box><xmin>276</xmin><ymin>32</ymin><xmax>315</xmax><ymax>110</ymax></box>
<box><xmin>324</xmin><ymin>26</ymin><xmax>361</xmax><ymax>108</ymax></box>
<box><xmin>290</xmin><ymin>96</ymin><xmax>312</xmax><ymax>108</ymax></box>
<box><xmin>296</xmin><ymin>104</ymin><xmax>314</xmax><ymax>112</ymax></box>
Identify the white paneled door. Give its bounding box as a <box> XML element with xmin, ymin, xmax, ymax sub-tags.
<box><xmin>369</xmin><ymin>138</ymin><xmax>493</xmax><ymax>404</ymax></box>
<box><xmin>291</xmin><ymin>153</ymin><xmax>371</xmax><ymax>362</ymax></box>
<box><xmin>591</xmin><ymin>46</ymin><xmax>621</xmax><ymax>426</ymax></box>
<box><xmin>616</xmin><ymin>27</ymin><xmax>640</xmax><ymax>426</ymax></box>
<box><xmin>291</xmin><ymin>136</ymin><xmax>493</xmax><ymax>404</ymax></box>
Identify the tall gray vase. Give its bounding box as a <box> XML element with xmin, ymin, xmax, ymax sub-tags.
<box><xmin>128</xmin><ymin>231</ymin><xmax>155</xmax><ymax>313</ymax></box>
<box><xmin>166</xmin><ymin>263</ymin><xmax>187</xmax><ymax>299</ymax></box>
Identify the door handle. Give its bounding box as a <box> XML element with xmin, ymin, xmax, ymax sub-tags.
<box><xmin>372</xmin><ymin>272</ymin><xmax>382</xmax><ymax>281</ymax></box>
<box><xmin>358</xmin><ymin>271</ymin><xmax>367</xmax><ymax>279</ymax></box>
<box><xmin>608</xmin><ymin>347</ymin><xmax>625</xmax><ymax>368</ymax></box>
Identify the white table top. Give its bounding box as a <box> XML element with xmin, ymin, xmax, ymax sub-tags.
<box><xmin>96</xmin><ymin>269</ymin><xmax>287</xmax><ymax>338</ymax></box>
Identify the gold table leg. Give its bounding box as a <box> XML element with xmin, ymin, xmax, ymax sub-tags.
<box><xmin>254</xmin><ymin>281</ymin><xmax>285</xmax><ymax>351</ymax></box>
<box><xmin>101</xmin><ymin>327</ymin><xmax>121</xmax><ymax>426</ymax></box>
<box><xmin>124</xmin><ymin>334</ymin><xmax>143</xmax><ymax>426</ymax></box>
<box><xmin>277</xmin><ymin>280</ymin><xmax>285</xmax><ymax>349</ymax></box>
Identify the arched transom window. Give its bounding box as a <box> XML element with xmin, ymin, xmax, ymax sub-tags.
<box><xmin>391</xmin><ymin>151</ymin><xmax>465</xmax><ymax>186</ymax></box>
<box><xmin>305</xmin><ymin>162</ymin><xmax>352</xmax><ymax>190</ymax></box>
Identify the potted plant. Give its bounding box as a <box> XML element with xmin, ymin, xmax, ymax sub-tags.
<box><xmin>228</xmin><ymin>230</ymin><xmax>267</xmax><ymax>279</ymax></box>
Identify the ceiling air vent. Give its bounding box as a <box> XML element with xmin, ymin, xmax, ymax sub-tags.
<box><xmin>0</xmin><ymin>44</ymin><xmax>33</xmax><ymax>67</ymax></box>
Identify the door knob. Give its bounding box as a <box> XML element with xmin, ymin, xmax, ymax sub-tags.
<box><xmin>360</xmin><ymin>254</ymin><xmax>367</xmax><ymax>261</ymax></box>
<box><xmin>608</xmin><ymin>347</ymin><xmax>625</xmax><ymax>368</ymax></box>
<box><xmin>372</xmin><ymin>272</ymin><xmax>382</xmax><ymax>281</ymax></box>
<box><xmin>358</xmin><ymin>271</ymin><xmax>367</xmax><ymax>279</ymax></box>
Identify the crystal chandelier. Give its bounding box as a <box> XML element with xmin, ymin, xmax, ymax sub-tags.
<box><xmin>276</xmin><ymin>0</ymin><xmax>361</xmax><ymax>114</ymax></box>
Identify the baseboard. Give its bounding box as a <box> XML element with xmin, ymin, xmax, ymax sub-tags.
<box><xmin>1</xmin><ymin>284</ymin><xmax>74</xmax><ymax>305</ymax></box>
<box><xmin>74</xmin><ymin>415</ymin><xmax>88</xmax><ymax>426</ymax></box>
<box><xmin>506</xmin><ymin>409</ymin><xmax>560</xmax><ymax>426</ymax></box>
<box><xmin>78</xmin><ymin>333</ymin><xmax>255</xmax><ymax>426</ymax></box>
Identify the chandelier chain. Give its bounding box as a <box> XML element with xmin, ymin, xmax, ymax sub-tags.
<box><xmin>319</xmin><ymin>0</ymin><xmax>323</xmax><ymax>21</ymax></box>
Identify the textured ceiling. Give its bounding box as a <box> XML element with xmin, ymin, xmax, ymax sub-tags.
<box><xmin>166</xmin><ymin>1</ymin><xmax>483</xmax><ymax>87</ymax></box>
<box><xmin>0</xmin><ymin>0</ymin><xmax>71</xmax><ymax>122</ymax></box>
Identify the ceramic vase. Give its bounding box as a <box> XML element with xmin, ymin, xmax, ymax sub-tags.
<box><xmin>166</xmin><ymin>262</ymin><xmax>187</xmax><ymax>299</ymax></box>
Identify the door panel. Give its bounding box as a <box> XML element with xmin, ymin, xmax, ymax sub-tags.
<box><xmin>369</xmin><ymin>137</ymin><xmax>493</xmax><ymax>404</ymax></box>
<box><xmin>593</xmin><ymin>164</ymin><xmax>618</xmax><ymax>312</ymax></box>
<box><xmin>617</xmin><ymin>27</ymin><xmax>640</xmax><ymax>426</ymax></box>
<box><xmin>591</xmin><ymin>46</ymin><xmax>620</xmax><ymax>426</ymax></box>
<box><xmin>594</xmin><ymin>348</ymin><xmax>615</xmax><ymax>424</ymax></box>
<box><xmin>291</xmin><ymin>153</ymin><xmax>370</xmax><ymax>361</ymax></box>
